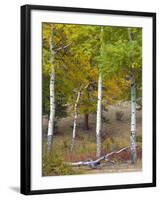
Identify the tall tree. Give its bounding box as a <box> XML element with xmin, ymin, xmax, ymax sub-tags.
<box><xmin>47</xmin><ymin>26</ymin><xmax>56</xmax><ymax>153</ymax></box>
<box><xmin>130</xmin><ymin>76</ymin><xmax>137</xmax><ymax>164</ymax></box>
<box><xmin>96</xmin><ymin>27</ymin><xmax>104</xmax><ymax>158</ymax></box>
<box><xmin>96</xmin><ymin>72</ymin><xmax>102</xmax><ymax>157</ymax></box>
<box><xmin>62</xmin><ymin>25</ymin><xmax>98</xmax><ymax>148</ymax></box>
<box><xmin>71</xmin><ymin>83</ymin><xmax>89</xmax><ymax>151</ymax></box>
<box><xmin>128</xmin><ymin>27</ymin><xmax>137</xmax><ymax>164</ymax></box>
<box><xmin>101</xmin><ymin>26</ymin><xmax>142</xmax><ymax>163</ymax></box>
<box><xmin>69</xmin><ymin>25</ymin><xmax>101</xmax><ymax>128</ymax></box>
<box><xmin>43</xmin><ymin>24</ymin><xmax>71</xmax><ymax>154</ymax></box>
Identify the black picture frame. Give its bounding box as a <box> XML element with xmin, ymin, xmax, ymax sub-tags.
<box><xmin>21</xmin><ymin>4</ymin><xmax>156</xmax><ymax>195</ymax></box>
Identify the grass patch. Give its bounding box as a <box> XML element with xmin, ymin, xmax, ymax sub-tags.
<box><xmin>42</xmin><ymin>143</ymin><xmax>81</xmax><ymax>176</ymax></box>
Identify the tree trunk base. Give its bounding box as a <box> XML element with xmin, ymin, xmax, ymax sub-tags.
<box><xmin>46</xmin><ymin>135</ymin><xmax>53</xmax><ymax>155</ymax></box>
<box><xmin>70</xmin><ymin>138</ymin><xmax>75</xmax><ymax>152</ymax></box>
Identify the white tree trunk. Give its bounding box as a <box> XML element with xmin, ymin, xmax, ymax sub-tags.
<box><xmin>96</xmin><ymin>72</ymin><xmax>102</xmax><ymax>157</ymax></box>
<box><xmin>46</xmin><ymin>27</ymin><xmax>71</xmax><ymax>154</ymax></box>
<box><xmin>71</xmin><ymin>91</ymin><xmax>81</xmax><ymax>151</ymax></box>
<box><xmin>47</xmin><ymin>27</ymin><xmax>56</xmax><ymax>154</ymax></box>
<box><xmin>128</xmin><ymin>28</ymin><xmax>137</xmax><ymax>164</ymax></box>
<box><xmin>47</xmin><ymin>66</ymin><xmax>55</xmax><ymax>152</ymax></box>
<box><xmin>96</xmin><ymin>27</ymin><xmax>103</xmax><ymax>158</ymax></box>
<box><xmin>130</xmin><ymin>78</ymin><xmax>137</xmax><ymax>164</ymax></box>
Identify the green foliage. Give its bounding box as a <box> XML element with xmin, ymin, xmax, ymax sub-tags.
<box><xmin>100</xmin><ymin>28</ymin><xmax>142</xmax><ymax>80</ymax></box>
<box><xmin>136</xmin><ymin>135</ymin><xmax>142</xmax><ymax>143</ymax></box>
<box><xmin>42</xmin><ymin>22</ymin><xmax>142</xmax><ymax>132</ymax></box>
<box><xmin>42</xmin><ymin>151</ymin><xmax>77</xmax><ymax>176</ymax></box>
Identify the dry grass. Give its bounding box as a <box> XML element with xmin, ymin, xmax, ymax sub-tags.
<box><xmin>42</xmin><ymin>102</ymin><xmax>142</xmax><ymax>176</ymax></box>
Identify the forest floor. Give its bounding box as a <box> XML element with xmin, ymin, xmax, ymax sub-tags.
<box><xmin>42</xmin><ymin>102</ymin><xmax>142</xmax><ymax>176</ymax></box>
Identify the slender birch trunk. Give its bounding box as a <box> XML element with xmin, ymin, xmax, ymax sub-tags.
<box><xmin>47</xmin><ymin>27</ymin><xmax>56</xmax><ymax>154</ymax></box>
<box><xmin>128</xmin><ymin>27</ymin><xmax>137</xmax><ymax>164</ymax></box>
<box><xmin>96</xmin><ymin>72</ymin><xmax>102</xmax><ymax>157</ymax></box>
<box><xmin>96</xmin><ymin>26</ymin><xmax>103</xmax><ymax>158</ymax></box>
<box><xmin>130</xmin><ymin>78</ymin><xmax>137</xmax><ymax>164</ymax></box>
<box><xmin>71</xmin><ymin>91</ymin><xmax>81</xmax><ymax>151</ymax></box>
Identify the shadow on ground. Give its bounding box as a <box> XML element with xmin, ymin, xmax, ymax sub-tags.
<box><xmin>9</xmin><ymin>186</ymin><xmax>19</xmax><ymax>193</ymax></box>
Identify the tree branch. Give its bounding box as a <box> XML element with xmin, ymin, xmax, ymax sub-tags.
<box><xmin>55</xmin><ymin>43</ymin><xmax>72</xmax><ymax>52</ymax></box>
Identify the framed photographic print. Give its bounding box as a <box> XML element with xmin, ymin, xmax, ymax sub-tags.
<box><xmin>21</xmin><ymin>4</ymin><xmax>156</xmax><ymax>195</ymax></box>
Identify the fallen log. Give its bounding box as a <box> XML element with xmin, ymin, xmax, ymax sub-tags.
<box><xmin>69</xmin><ymin>156</ymin><xmax>106</xmax><ymax>168</ymax></box>
<box><xmin>105</xmin><ymin>146</ymin><xmax>130</xmax><ymax>159</ymax></box>
<box><xmin>67</xmin><ymin>146</ymin><xmax>130</xmax><ymax>169</ymax></box>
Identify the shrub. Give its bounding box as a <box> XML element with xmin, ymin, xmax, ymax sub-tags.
<box><xmin>136</xmin><ymin>135</ymin><xmax>142</xmax><ymax>143</ymax></box>
<box><xmin>102</xmin><ymin>137</ymin><xmax>114</xmax><ymax>152</ymax></box>
<box><xmin>63</xmin><ymin>138</ymin><xmax>70</xmax><ymax>149</ymax></box>
<box><xmin>42</xmin><ymin>150</ymin><xmax>78</xmax><ymax>176</ymax></box>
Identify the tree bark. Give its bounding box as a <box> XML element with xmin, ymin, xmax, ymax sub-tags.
<box><xmin>84</xmin><ymin>113</ymin><xmax>89</xmax><ymax>130</ymax></box>
<box><xmin>71</xmin><ymin>91</ymin><xmax>81</xmax><ymax>151</ymax></box>
<box><xmin>130</xmin><ymin>78</ymin><xmax>137</xmax><ymax>164</ymax></box>
<box><xmin>96</xmin><ymin>72</ymin><xmax>102</xmax><ymax>158</ymax></box>
<box><xmin>128</xmin><ymin>28</ymin><xmax>137</xmax><ymax>164</ymax></box>
<box><xmin>96</xmin><ymin>26</ymin><xmax>103</xmax><ymax>158</ymax></box>
<box><xmin>47</xmin><ymin>27</ymin><xmax>56</xmax><ymax>154</ymax></box>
